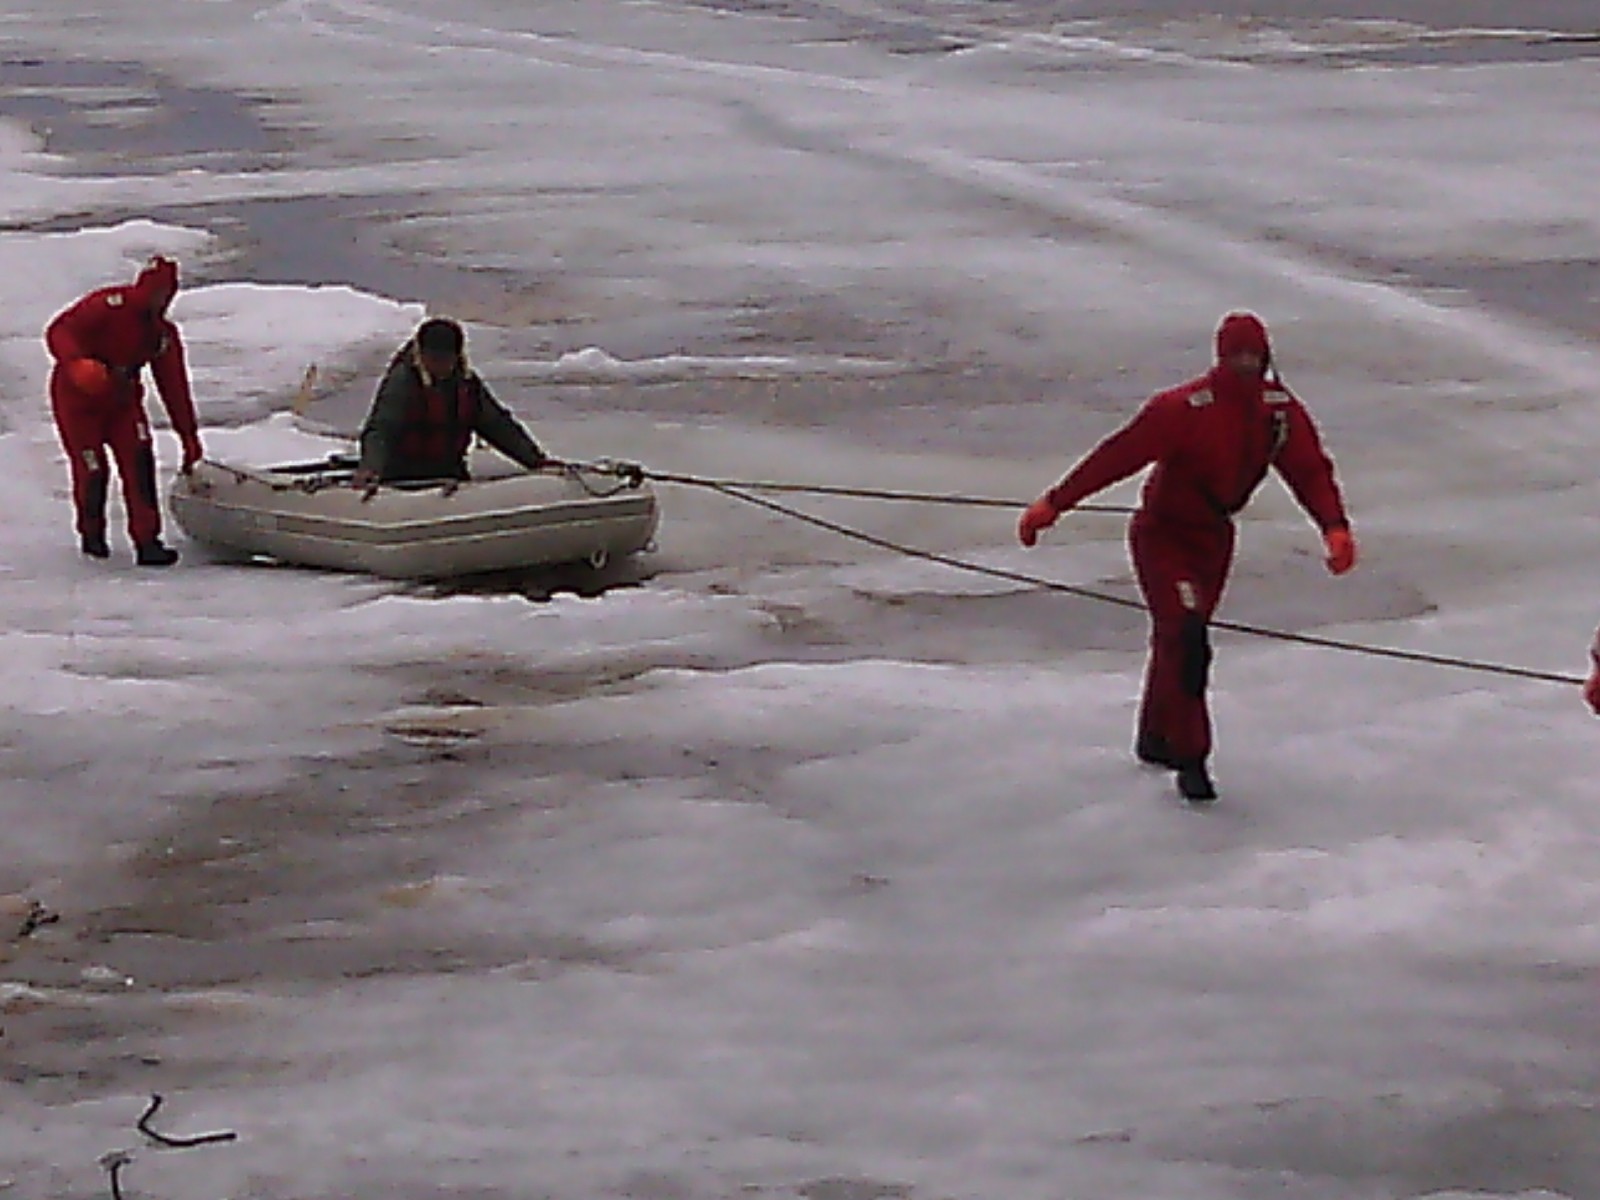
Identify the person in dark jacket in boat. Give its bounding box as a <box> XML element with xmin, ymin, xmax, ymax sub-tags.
<box><xmin>353</xmin><ymin>317</ymin><xmax>552</xmax><ymax>497</ymax></box>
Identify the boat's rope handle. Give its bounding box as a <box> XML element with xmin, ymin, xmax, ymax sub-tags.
<box><xmin>555</xmin><ymin>459</ymin><xmax>647</xmax><ymax>498</ymax></box>
<box><xmin>199</xmin><ymin>457</ymin><xmax>649</xmax><ymax>499</ymax></box>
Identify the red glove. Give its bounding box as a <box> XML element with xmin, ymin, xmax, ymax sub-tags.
<box><xmin>180</xmin><ymin>434</ymin><xmax>204</xmax><ymax>474</ymax></box>
<box><xmin>1018</xmin><ymin>496</ymin><xmax>1061</xmax><ymax>548</ymax></box>
<box><xmin>1585</xmin><ymin>668</ymin><xmax>1600</xmax><ymax>716</ymax></box>
<box><xmin>1324</xmin><ymin>527</ymin><xmax>1357</xmax><ymax>575</ymax></box>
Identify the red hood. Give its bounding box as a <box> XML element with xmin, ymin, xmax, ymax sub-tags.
<box><xmin>132</xmin><ymin>255</ymin><xmax>179</xmax><ymax>312</ymax></box>
<box><xmin>1215</xmin><ymin>311</ymin><xmax>1270</xmax><ymax>363</ymax></box>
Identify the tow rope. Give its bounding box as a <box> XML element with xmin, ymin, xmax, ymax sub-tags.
<box><xmin>570</xmin><ymin>459</ymin><xmax>1584</xmax><ymax>689</ymax></box>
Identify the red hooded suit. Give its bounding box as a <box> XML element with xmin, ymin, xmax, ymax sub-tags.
<box><xmin>1034</xmin><ymin>313</ymin><xmax>1350</xmax><ymax>769</ymax></box>
<box><xmin>45</xmin><ymin>256</ymin><xmax>203</xmax><ymax>552</ymax></box>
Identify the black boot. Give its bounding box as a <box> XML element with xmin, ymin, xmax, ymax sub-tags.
<box><xmin>1176</xmin><ymin>762</ymin><xmax>1218</xmax><ymax>804</ymax></box>
<box><xmin>1135</xmin><ymin>733</ymin><xmax>1181</xmax><ymax>769</ymax></box>
<box><xmin>135</xmin><ymin>539</ymin><xmax>179</xmax><ymax>567</ymax></box>
<box><xmin>80</xmin><ymin>471</ymin><xmax>110</xmax><ymax>559</ymax></box>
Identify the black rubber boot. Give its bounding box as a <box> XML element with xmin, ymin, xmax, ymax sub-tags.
<box><xmin>135</xmin><ymin>540</ymin><xmax>179</xmax><ymax>567</ymax></box>
<box><xmin>1176</xmin><ymin>763</ymin><xmax>1218</xmax><ymax>804</ymax></box>
<box><xmin>80</xmin><ymin>531</ymin><xmax>110</xmax><ymax>559</ymax></box>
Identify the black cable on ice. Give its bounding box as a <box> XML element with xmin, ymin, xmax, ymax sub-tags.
<box><xmin>137</xmin><ymin>1093</ymin><xmax>238</xmax><ymax>1149</ymax></box>
<box><xmin>621</xmin><ymin>466</ymin><xmax>1582</xmax><ymax>688</ymax></box>
<box><xmin>596</xmin><ymin>466</ymin><xmax>1135</xmax><ymax>515</ymax></box>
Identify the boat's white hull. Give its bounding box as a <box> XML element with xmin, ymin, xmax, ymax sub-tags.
<box><xmin>170</xmin><ymin>457</ymin><xmax>659</xmax><ymax>580</ymax></box>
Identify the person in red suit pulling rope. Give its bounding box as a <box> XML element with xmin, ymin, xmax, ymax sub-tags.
<box><xmin>45</xmin><ymin>255</ymin><xmax>204</xmax><ymax>567</ymax></box>
<box><xmin>1018</xmin><ymin>312</ymin><xmax>1357</xmax><ymax>802</ymax></box>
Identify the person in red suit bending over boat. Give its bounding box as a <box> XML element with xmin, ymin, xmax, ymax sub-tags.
<box><xmin>1017</xmin><ymin>312</ymin><xmax>1358</xmax><ymax>803</ymax></box>
<box><xmin>44</xmin><ymin>254</ymin><xmax>204</xmax><ymax>566</ymax></box>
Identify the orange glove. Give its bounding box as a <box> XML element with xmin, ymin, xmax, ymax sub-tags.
<box><xmin>1585</xmin><ymin>668</ymin><xmax>1600</xmax><ymax>716</ymax></box>
<box><xmin>1018</xmin><ymin>496</ymin><xmax>1060</xmax><ymax>548</ymax></box>
<box><xmin>63</xmin><ymin>357</ymin><xmax>116</xmax><ymax>399</ymax></box>
<box><xmin>1323</xmin><ymin>526</ymin><xmax>1357</xmax><ymax>575</ymax></box>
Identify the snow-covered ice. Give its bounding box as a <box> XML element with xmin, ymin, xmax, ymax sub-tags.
<box><xmin>3</xmin><ymin>3</ymin><xmax>1600</xmax><ymax>1198</ymax></box>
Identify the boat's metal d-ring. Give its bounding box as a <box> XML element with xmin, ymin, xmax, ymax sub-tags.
<box><xmin>588</xmin><ymin>547</ymin><xmax>610</xmax><ymax>571</ymax></box>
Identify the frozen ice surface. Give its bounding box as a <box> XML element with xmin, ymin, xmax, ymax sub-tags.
<box><xmin>2</xmin><ymin>3</ymin><xmax>1600</xmax><ymax>1198</ymax></box>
